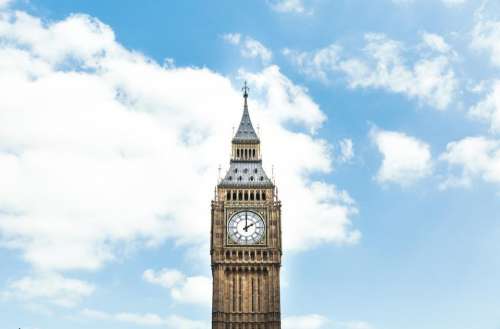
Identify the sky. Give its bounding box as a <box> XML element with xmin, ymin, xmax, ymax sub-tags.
<box><xmin>0</xmin><ymin>0</ymin><xmax>500</xmax><ymax>329</ymax></box>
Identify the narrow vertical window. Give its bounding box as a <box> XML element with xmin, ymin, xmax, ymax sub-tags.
<box><xmin>251</xmin><ymin>276</ymin><xmax>255</xmax><ymax>312</ymax></box>
<box><xmin>233</xmin><ymin>274</ymin><xmax>236</xmax><ymax>312</ymax></box>
<box><xmin>239</xmin><ymin>275</ymin><xmax>242</xmax><ymax>312</ymax></box>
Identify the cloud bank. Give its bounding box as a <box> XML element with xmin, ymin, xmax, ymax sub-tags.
<box><xmin>0</xmin><ymin>9</ymin><xmax>359</xmax><ymax>282</ymax></box>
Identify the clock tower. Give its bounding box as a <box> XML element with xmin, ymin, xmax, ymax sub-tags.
<box><xmin>211</xmin><ymin>83</ymin><xmax>282</xmax><ymax>329</ymax></box>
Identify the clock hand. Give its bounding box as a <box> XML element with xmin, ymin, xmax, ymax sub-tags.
<box><xmin>245</xmin><ymin>212</ymin><xmax>248</xmax><ymax>229</ymax></box>
<box><xmin>243</xmin><ymin>223</ymin><xmax>255</xmax><ymax>231</ymax></box>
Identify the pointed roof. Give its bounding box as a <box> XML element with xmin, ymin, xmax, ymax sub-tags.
<box><xmin>218</xmin><ymin>161</ymin><xmax>273</xmax><ymax>188</ymax></box>
<box><xmin>232</xmin><ymin>83</ymin><xmax>259</xmax><ymax>144</ymax></box>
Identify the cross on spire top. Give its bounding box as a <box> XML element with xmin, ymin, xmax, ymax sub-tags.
<box><xmin>242</xmin><ymin>81</ymin><xmax>249</xmax><ymax>98</ymax></box>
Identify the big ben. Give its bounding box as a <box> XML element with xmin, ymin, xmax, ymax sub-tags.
<box><xmin>211</xmin><ymin>83</ymin><xmax>282</xmax><ymax>329</ymax></box>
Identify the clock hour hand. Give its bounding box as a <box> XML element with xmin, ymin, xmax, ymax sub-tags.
<box><xmin>243</xmin><ymin>223</ymin><xmax>255</xmax><ymax>232</ymax></box>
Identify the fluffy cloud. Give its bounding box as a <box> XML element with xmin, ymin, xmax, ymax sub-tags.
<box><xmin>469</xmin><ymin>81</ymin><xmax>500</xmax><ymax>133</ymax></box>
<box><xmin>338</xmin><ymin>138</ymin><xmax>354</xmax><ymax>163</ymax></box>
<box><xmin>421</xmin><ymin>32</ymin><xmax>452</xmax><ymax>54</ymax></box>
<box><xmin>284</xmin><ymin>33</ymin><xmax>458</xmax><ymax>110</ymax></box>
<box><xmin>267</xmin><ymin>0</ymin><xmax>311</xmax><ymax>14</ymax></box>
<box><xmin>371</xmin><ymin>128</ymin><xmax>433</xmax><ymax>185</ymax></box>
<box><xmin>222</xmin><ymin>33</ymin><xmax>272</xmax><ymax>64</ymax></box>
<box><xmin>441</xmin><ymin>0</ymin><xmax>467</xmax><ymax>5</ymax></box>
<box><xmin>143</xmin><ymin>268</ymin><xmax>211</xmax><ymax>307</ymax></box>
<box><xmin>0</xmin><ymin>8</ymin><xmax>359</xmax><ymax>280</ymax></box>
<box><xmin>283</xmin><ymin>314</ymin><xmax>330</xmax><ymax>329</ymax></box>
<box><xmin>440</xmin><ymin>136</ymin><xmax>500</xmax><ymax>188</ymax></box>
<box><xmin>471</xmin><ymin>17</ymin><xmax>500</xmax><ymax>67</ymax></box>
<box><xmin>2</xmin><ymin>273</ymin><xmax>94</xmax><ymax>307</ymax></box>
<box><xmin>283</xmin><ymin>45</ymin><xmax>341</xmax><ymax>82</ymax></box>
<box><xmin>392</xmin><ymin>0</ymin><xmax>466</xmax><ymax>5</ymax></box>
<box><xmin>82</xmin><ymin>308</ymin><xmax>208</xmax><ymax>328</ymax></box>
<box><xmin>282</xmin><ymin>315</ymin><xmax>373</xmax><ymax>329</ymax></box>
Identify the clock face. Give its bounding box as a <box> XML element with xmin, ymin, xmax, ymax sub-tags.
<box><xmin>227</xmin><ymin>211</ymin><xmax>265</xmax><ymax>245</ymax></box>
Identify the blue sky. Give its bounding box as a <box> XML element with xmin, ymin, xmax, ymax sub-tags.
<box><xmin>1</xmin><ymin>1</ymin><xmax>500</xmax><ymax>329</ymax></box>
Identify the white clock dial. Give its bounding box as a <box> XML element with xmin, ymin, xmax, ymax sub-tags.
<box><xmin>227</xmin><ymin>211</ymin><xmax>265</xmax><ymax>245</ymax></box>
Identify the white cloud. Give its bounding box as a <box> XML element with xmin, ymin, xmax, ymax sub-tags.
<box><xmin>441</xmin><ymin>0</ymin><xmax>467</xmax><ymax>5</ymax></box>
<box><xmin>371</xmin><ymin>128</ymin><xmax>433</xmax><ymax>185</ymax></box>
<box><xmin>222</xmin><ymin>32</ymin><xmax>241</xmax><ymax>45</ymax></box>
<box><xmin>469</xmin><ymin>81</ymin><xmax>500</xmax><ymax>133</ymax></box>
<box><xmin>339</xmin><ymin>138</ymin><xmax>354</xmax><ymax>163</ymax></box>
<box><xmin>421</xmin><ymin>32</ymin><xmax>452</xmax><ymax>53</ymax></box>
<box><xmin>2</xmin><ymin>273</ymin><xmax>94</xmax><ymax>307</ymax></box>
<box><xmin>336</xmin><ymin>322</ymin><xmax>375</xmax><ymax>329</ymax></box>
<box><xmin>268</xmin><ymin>0</ymin><xmax>311</xmax><ymax>14</ymax></box>
<box><xmin>0</xmin><ymin>10</ymin><xmax>359</xmax><ymax>277</ymax></box>
<box><xmin>440</xmin><ymin>136</ymin><xmax>500</xmax><ymax>188</ymax></box>
<box><xmin>282</xmin><ymin>315</ymin><xmax>374</xmax><ymax>329</ymax></box>
<box><xmin>241</xmin><ymin>65</ymin><xmax>326</xmax><ymax>132</ymax></box>
<box><xmin>143</xmin><ymin>268</ymin><xmax>211</xmax><ymax>307</ymax></box>
<box><xmin>82</xmin><ymin>308</ymin><xmax>209</xmax><ymax>329</ymax></box>
<box><xmin>392</xmin><ymin>0</ymin><xmax>466</xmax><ymax>5</ymax></box>
<box><xmin>284</xmin><ymin>33</ymin><xmax>458</xmax><ymax>110</ymax></box>
<box><xmin>471</xmin><ymin>18</ymin><xmax>500</xmax><ymax>68</ymax></box>
<box><xmin>283</xmin><ymin>314</ymin><xmax>330</xmax><ymax>329</ymax></box>
<box><xmin>283</xmin><ymin>45</ymin><xmax>341</xmax><ymax>82</ymax></box>
<box><xmin>143</xmin><ymin>268</ymin><xmax>185</xmax><ymax>287</ymax></box>
<box><xmin>0</xmin><ymin>0</ymin><xmax>12</xmax><ymax>8</ymax></box>
<box><xmin>222</xmin><ymin>33</ymin><xmax>272</xmax><ymax>64</ymax></box>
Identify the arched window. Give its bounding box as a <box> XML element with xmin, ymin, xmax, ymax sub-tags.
<box><xmin>249</xmin><ymin>176</ymin><xmax>254</xmax><ymax>181</ymax></box>
<box><xmin>233</xmin><ymin>191</ymin><xmax>237</xmax><ymax>200</ymax></box>
<box><xmin>253</xmin><ymin>149</ymin><xmax>256</xmax><ymax>158</ymax></box>
<box><xmin>244</xmin><ymin>149</ymin><xmax>248</xmax><ymax>159</ymax></box>
<box><xmin>254</xmin><ymin>168</ymin><xmax>258</xmax><ymax>174</ymax></box>
<box><xmin>238</xmin><ymin>191</ymin><xmax>243</xmax><ymax>200</ymax></box>
<box><xmin>250</xmin><ymin>192</ymin><xmax>254</xmax><ymax>200</ymax></box>
<box><xmin>256</xmin><ymin>191</ymin><xmax>261</xmax><ymax>201</ymax></box>
<box><xmin>244</xmin><ymin>191</ymin><xmax>249</xmax><ymax>200</ymax></box>
<box><xmin>226</xmin><ymin>191</ymin><xmax>231</xmax><ymax>200</ymax></box>
<box><xmin>262</xmin><ymin>191</ymin><xmax>266</xmax><ymax>200</ymax></box>
<box><xmin>237</xmin><ymin>149</ymin><xmax>240</xmax><ymax>158</ymax></box>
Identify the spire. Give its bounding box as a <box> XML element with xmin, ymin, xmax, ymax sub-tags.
<box><xmin>233</xmin><ymin>81</ymin><xmax>259</xmax><ymax>144</ymax></box>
